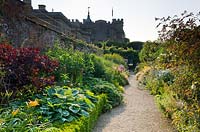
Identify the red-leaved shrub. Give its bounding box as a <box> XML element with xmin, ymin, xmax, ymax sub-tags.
<box><xmin>0</xmin><ymin>43</ymin><xmax>59</xmax><ymax>96</ymax></box>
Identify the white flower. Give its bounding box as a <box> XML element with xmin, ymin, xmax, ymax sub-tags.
<box><xmin>191</xmin><ymin>82</ymin><xmax>197</xmax><ymax>90</ymax></box>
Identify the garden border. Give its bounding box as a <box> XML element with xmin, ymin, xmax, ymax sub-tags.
<box><xmin>43</xmin><ymin>94</ymin><xmax>106</xmax><ymax>132</ymax></box>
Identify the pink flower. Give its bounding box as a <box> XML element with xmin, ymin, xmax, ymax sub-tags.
<box><xmin>117</xmin><ymin>65</ymin><xmax>125</xmax><ymax>72</ymax></box>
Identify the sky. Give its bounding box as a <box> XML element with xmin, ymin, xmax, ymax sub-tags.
<box><xmin>31</xmin><ymin>0</ymin><xmax>200</xmax><ymax>42</ymax></box>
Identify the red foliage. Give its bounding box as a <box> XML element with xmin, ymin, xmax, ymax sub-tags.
<box><xmin>0</xmin><ymin>43</ymin><xmax>59</xmax><ymax>94</ymax></box>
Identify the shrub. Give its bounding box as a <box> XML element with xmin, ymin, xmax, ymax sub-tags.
<box><xmin>46</xmin><ymin>46</ymin><xmax>94</xmax><ymax>86</ymax></box>
<box><xmin>139</xmin><ymin>11</ymin><xmax>200</xmax><ymax>131</ymax></box>
<box><xmin>104</xmin><ymin>53</ymin><xmax>126</xmax><ymax>66</ymax></box>
<box><xmin>156</xmin><ymin>69</ymin><xmax>174</xmax><ymax>85</ymax></box>
<box><xmin>83</xmin><ymin>78</ymin><xmax>123</xmax><ymax>111</ymax></box>
<box><xmin>92</xmin><ymin>55</ymin><xmax>128</xmax><ymax>86</ymax></box>
<box><xmin>126</xmin><ymin>41</ymin><xmax>144</xmax><ymax>51</ymax></box>
<box><xmin>51</xmin><ymin>94</ymin><xmax>106</xmax><ymax>132</ymax></box>
<box><xmin>99</xmin><ymin>40</ymin><xmax>140</xmax><ymax>69</ymax></box>
<box><xmin>91</xmin><ymin>55</ymin><xmax>106</xmax><ymax>79</ymax></box>
<box><xmin>139</xmin><ymin>41</ymin><xmax>163</xmax><ymax>63</ymax></box>
<box><xmin>34</xmin><ymin>86</ymin><xmax>97</xmax><ymax>123</ymax></box>
<box><xmin>0</xmin><ymin>43</ymin><xmax>59</xmax><ymax>102</ymax></box>
<box><xmin>0</xmin><ymin>86</ymin><xmax>99</xmax><ymax>131</ymax></box>
<box><xmin>104</xmin><ymin>46</ymin><xmax>139</xmax><ymax>67</ymax></box>
<box><xmin>105</xmin><ymin>67</ymin><xmax>129</xmax><ymax>86</ymax></box>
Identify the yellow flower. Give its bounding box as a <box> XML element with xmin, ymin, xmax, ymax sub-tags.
<box><xmin>188</xmin><ymin>112</ymin><xmax>194</xmax><ymax>117</ymax></box>
<box><xmin>28</xmin><ymin>100</ymin><xmax>39</xmax><ymax>107</ymax></box>
<box><xmin>12</xmin><ymin>109</ymin><xmax>19</xmax><ymax>116</ymax></box>
<box><xmin>0</xmin><ymin>119</ymin><xmax>5</xmax><ymax>124</ymax></box>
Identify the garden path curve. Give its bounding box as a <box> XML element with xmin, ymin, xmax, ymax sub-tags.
<box><xmin>93</xmin><ymin>73</ymin><xmax>175</xmax><ymax>132</ymax></box>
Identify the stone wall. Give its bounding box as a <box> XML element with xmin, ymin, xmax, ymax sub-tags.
<box><xmin>0</xmin><ymin>0</ymin><xmax>121</xmax><ymax>54</ymax></box>
<box><xmin>0</xmin><ymin>0</ymin><xmax>103</xmax><ymax>54</ymax></box>
<box><xmin>1</xmin><ymin>17</ymin><xmax>58</xmax><ymax>48</ymax></box>
<box><xmin>0</xmin><ymin>0</ymin><xmax>73</xmax><ymax>49</ymax></box>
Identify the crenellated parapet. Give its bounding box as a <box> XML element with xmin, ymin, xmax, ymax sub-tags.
<box><xmin>112</xmin><ymin>18</ymin><xmax>124</xmax><ymax>23</ymax></box>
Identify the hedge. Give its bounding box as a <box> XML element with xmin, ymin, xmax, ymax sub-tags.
<box><xmin>43</xmin><ymin>94</ymin><xmax>106</xmax><ymax>132</ymax></box>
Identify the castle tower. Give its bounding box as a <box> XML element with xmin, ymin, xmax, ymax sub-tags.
<box><xmin>38</xmin><ymin>5</ymin><xmax>47</xmax><ymax>12</ymax></box>
<box><xmin>84</xmin><ymin>7</ymin><xmax>92</xmax><ymax>23</ymax></box>
<box><xmin>87</xmin><ymin>7</ymin><xmax>92</xmax><ymax>22</ymax></box>
<box><xmin>23</xmin><ymin>0</ymin><xmax>32</xmax><ymax>5</ymax></box>
<box><xmin>23</xmin><ymin>0</ymin><xmax>32</xmax><ymax>12</ymax></box>
<box><xmin>110</xmin><ymin>19</ymin><xmax>125</xmax><ymax>42</ymax></box>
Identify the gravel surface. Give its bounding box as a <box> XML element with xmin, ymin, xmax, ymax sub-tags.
<box><xmin>93</xmin><ymin>74</ymin><xmax>175</xmax><ymax>132</ymax></box>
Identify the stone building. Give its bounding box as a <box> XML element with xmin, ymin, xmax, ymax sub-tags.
<box><xmin>32</xmin><ymin>4</ymin><xmax>71</xmax><ymax>36</ymax></box>
<box><xmin>0</xmin><ymin>0</ymin><xmax>126</xmax><ymax>46</ymax></box>
<box><xmin>28</xmin><ymin>0</ymin><xmax>125</xmax><ymax>43</ymax></box>
<box><xmin>80</xmin><ymin>9</ymin><xmax>125</xmax><ymax>43</ymax></box>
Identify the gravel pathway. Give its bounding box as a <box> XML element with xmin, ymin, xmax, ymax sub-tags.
<box><xmin>93</xmin><ymin>74</ymin><xmax>175</xmax><ymax>132</ymax></box>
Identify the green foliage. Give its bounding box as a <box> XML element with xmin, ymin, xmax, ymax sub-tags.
<box><xmin>34</xmin><ymin>86</ymin><xmax>97</xmax><ymax>123</ymax></box>
<box><xmin>104</xmin><ymin>53</ymin><xmax>126</xmax><ymax>66</ymax></box>
<box><xmin>145</xmin><ymin>77</ymin><xmax>164</xmax><ymax>95</ymax></box>
<box><xmin>51</xmin><ymin>94</ymin><xmax>106</xmax><ymax>132</ymax></box>
<box><xmin>94</xmin><ymin>40</ymin><xmax>141</xmax><ymax>70</ymax></box>
<box><xmin>144</xmin><ymin>69</ymin><xmax>174</xmax><ymax>95</ymax></box>
<box><xmin>74</xmin><ymin>40</ymin><xmax>103</xmax><ymax>55</ymax></box>
<box><xmin>83</xmin><ymin>78</ymin><xmax>123</xmax><ymax>111</ymax></box>
<box><xmin>126</xmin><ymin>41</ymin><xmax>144</xmax><ymax>51</ymax></box>
<box><xmin>0</xmin><ymin>39</ymin><xmax>128</xmax><ymax>131</ymax></box>
<box><xmin>0</xmin><ymin>103</ymin><xmax>51</xmax><ymax>132</ymax></box>
<box><xmin>91</xmin><ymin>55</ymin><xmax>106</xmax><ymax>78</ymax></box>
<box><xmin>92</xmin><ymin>55</ymin><xmax>128</xmax><ymax>86</ymax></box>
<box><xmin>139</xmin><ymin>11</ymin><xmax>200</xmax><ymax>131</ymax></box>
<box><xmin>0</xmin><ymin>33</ymin><xmax>7</xmax><ymax>44</ymax></box>
<box><xmin>100</xmin><ymin>41</ymin><xmax>125</xmax><ymax>48</ymax></box>
<box><xmin>105</xmin><ymin>47</ymin><xmax>139</xmax><ymax>64</ymax></box>
<box><xmin>61</xmin><ymin>39</ymin><xmax>103</xmax><ymax>55</ymax></box>
<box><xmin>46</xmin><ymin>45</ymin><xmax>94</xmax><ymax>86</ymax></box>
<box><xmin>155</xmin><ymin>89</ymin><xmax>177</xmax><ymax>118</ymax></box>
<box><xmin>139</xmin><ymin>41</ymin><xmax>164</xmax><ymax>63</ymax></box>
<box><xmin>0</xmin><ymin>86</ymin><xmax>98</xmax><ymax>131</ymax></box>
<box><xmin>105</xmin><ymin>68</ymin><xmax>128</xmax><ymax>86</ymax></box>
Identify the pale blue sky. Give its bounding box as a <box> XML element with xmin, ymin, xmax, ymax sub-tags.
<box><xmin>32</xmin><ymin>0</ymin><xmax>200</xmax><ymax>42</ymax></box>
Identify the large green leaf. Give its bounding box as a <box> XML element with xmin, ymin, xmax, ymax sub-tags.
<box><xmin>54</xmin><ymin>93</ymin><xmax>67</xmax><ymax>99</ymax></box>
<box><xmin>69</xmin><ymin>104</ymin><xmax>80</xmax><ymax>113</ymax></box>
<box><xmin>62</xmin><ymin>110</ymin><xmax>70</xmax><ymax>117</ymax></box>
<box><xmin>65</xmin><ymin>115</ymin><xmax>75</xmax><ymax>122</ymax></box>
<box><xmin>79</xmin><ymin>110</ymin><xmax>89</xmax><ymax>117</ymax></box>
<box><xmin>47</xmin><ymin>88</ymin><xmax>56</xmax><ymax>96</ymax></box>
<box><xmin>72</xmin><ymin>90</ymin><xmax>79</xmax><ymax>96</ymax></box>
<box><xmin>64</xmin><ymin>89</ymin><xmax>72</xmax><ymax>96</ymax></box>
<box><xmin>83</xmin><ymin>98</ymin><xmax>95</xmax><ymax>109</ymax></box>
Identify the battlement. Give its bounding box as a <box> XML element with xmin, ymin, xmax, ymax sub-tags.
<box><xmin>71</xmin><ymin>19</ymin><xmax>81</xmax><ymax>23</ymax></box>
<box><xmin>112</xmin><ymin>18</ymin><xmax>124</xmax><ymax>23</ymax></box>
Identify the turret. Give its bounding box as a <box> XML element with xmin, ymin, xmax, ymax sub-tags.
<box><xmin>38</xmin><ymin>5</ymin><xmax>47</xmax><ymax>11</ymax></box>
<box><xmin>112</xmin><ymin>18</ymin><xmax>123</xmax><ymax>24</ymax></box>
<box><xmin>83</xmin><ymin>7</ymin><xmax>92</xmax><ymax>24</ymax></box>
<box><xmin>87</xmin><ymin>7</ymin><xmax>91</xmax><ymax>21</ymax></box>
<box><xmin>23</xmin><ymin>0</ymin><xmax>32</xmax><ymax>5</ymax></box>
<box><xmin>23</xmin><ymin>0</ymin><xmax>32</xmax><ymax>12</ymax></box>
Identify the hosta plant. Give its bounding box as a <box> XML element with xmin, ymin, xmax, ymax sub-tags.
<box><xmin>83</xmin><ymin>78</ymin><xmax>123</xmax><ymax>111</ymax></box>
<box><xmin>0</xmin><ymin>86</ymin><xmax>97</xmax><ymax>131</ymax></box>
